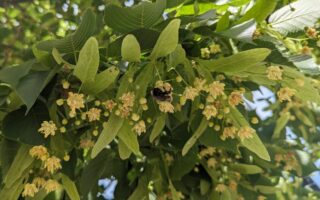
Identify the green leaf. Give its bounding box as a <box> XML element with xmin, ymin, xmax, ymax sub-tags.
<box><xmin>91</xmin><ymin>116</ymin><xmax>124</xmax><ymax>158</ymax></box>
<box><xmin>105</xmin><ymin>0</ymin><xmax>166</xmax><ymax>33</ymax></box>
<box><xmin>118</xmin><ymin>139</ymin><xmax>132</xmax><ymax>160</ymax></box>
<box><xmin>133</xmin><ymin>62</ymin><xmax>155</xmax><ymax>100</ymax></box>
<box><xmin>199</xmin><ymin>129</ymin><xmax>239</xmax><ymax>153</ymax></box>
<box><xmin>198</xmin><ymin>48</ymin><xmax>271</xmax><ymax>73</ymax></box>
<box><xmin>169</xmin><ymin>181</ymin><xmax>181</xmax><ymax>200</ymax></box>
<box><xmin>238</xmin><ymin>0</ymin><xmax>277</xmax><ymax>23</ymax></box>
<box><xmin>0</xmin><ymin>139</ymin><xmax>20</xmax><ymax>177</ymax></box>
<box><xmin>52</xmin><ymin>48</ymin><xmax>64</xmax><ymax>65</ymax></box>
<box><xmin>229</xmin><ymin>108</ymin><xmax>270</xmax><ymax>161</ymax></box>
<box><xmin>128</xmin><ymin>175</ymin><xmax>149</xmax><ymax>200</ymax></box>
<box><xmin>166</xmin><ymin>0</ymin><xmax>185</xmax><ymax>8</ymax></box>
<box><xmin>168</xmin><ymin>45</ymin><xmax>187</xmax><ymax>68</ymax></box>
<box><xmin>107</xmin><ymin>29</ymin><xmax>159</xmax><ymax>58</ymax></box>
<box><xmin>182</xmin><ymin>118</ymin><xmax>208</xmax><ymax>156</ymax></box>
<box><xmin>229</xmin><ymin>164</ymin><xmax>264</xmax><ymax>174</ymax></box>
<box><xmin>269</xmin><ymin>0</ymin><xmax>320</xmax><ymax>35</ymax></box>
<box><xmin>0</xmin><ymin>177</ymin><xmax>25</xmax><ymax>200</ymax></box>
<box><xmin>149</xmin><ymin>114</ymin><xmax>166</xmax><ymax>142</ymax></box>
<box><xmin>117</xmin><ymin>121</ymin><xmax>140</xmax><ymax>155</ymax></box>
<box><xmin>36</xmin><ymin>10</ymin><xmax>96</xmax><ymax>53</ymax></box>
<box><xmin>32</xmin><ymin>45</ymin><xmax>53</xmax><ymax>69</ymax></box>
<box><xmin>221</xmin><ymin>189</ymin><xmax>232</xmax><ymax>200</ymax></box>
<box><xmin>2</xmin><ymin>102</ymin><xmax>49</xmax><ymax>145</ymax></box>
<box><xmin>3</xmin><ymin>144</ymin><xmax>34</xmax><ymax>187</ymax></box>
<box><xmin>74</xmin><ymin>37</ymin><xmax>99</xmax><ymax>83</ymax></box>
<box><xmin>200</xmin><ymin>180</ymin><xmax>210</xmax><ymax>195</ymax></box>
<box><xmin>150</xmin><ymin>19</ymin><xmax>181</xmax><ymax>60</ymax></box>
<box><xmin>61</xmin><ymin>174</ymin><xmax>80</xmax><ymax>200</ymax></box>
<box><xmin>52</xmin><ymin>48</ymin><xmax>72</xmax><ymax>66</ymax></box>
<box><xmin>80</xmin><ymin>150</ymin><xmax>112</xmax><ymax>196</ymax></box>
<box><xmin>0</xmin><ymin>60</ymin><xmax>33</xmax><ymax>88</ymax></box>
<box><xmin>171</xmin><ymin>146</ymin><xmax>198</xmax><ymax>180</ymax></box>
<box><xmin>273</xmin><ymin>112</ymin><xmax>290</xmax><ymax>139</ymax></box>
<box><xmin>15</xmin><ymin>69</ymin><xmax>57</xmax><ymax>113</ymax></box>
<box><xmin>216</xmin><ymin>11</ymin><xmax>230</xmax><ymax>31</ymax></box>
<box><xmin>219</xmin><ymin>19</ymin><xmax>257</xmax><ymax>43</ymax></box>
<box><xmin>255</xmin><ymin>185</ymin><xmax>278</xmax><ymax>194</ymax></box>
<box><xmin>294</xmin><ymin>109</ymin><xmax>313</xmax><ymax>127</ymax></box>
<box><xmin>81</xmin><ymin>66</ymin><xmax>120</xmax><ymax>95</ymax></box>
<box><xmin>121</xmin><ymin>34</ymin><xmax>141</xmax><ymax>62</ymax></box>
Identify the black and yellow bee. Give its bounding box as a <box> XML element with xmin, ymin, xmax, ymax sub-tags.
<box><xmin>151</xmin><ymin>87</ymin><xmax>172</xmax><ymax>102</ymax></box>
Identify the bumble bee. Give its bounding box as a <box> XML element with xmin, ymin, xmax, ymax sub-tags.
<box><xmin>151</xmin><ymin>87</ymin><xmax>172</xmax><ymax>102</ymax></box>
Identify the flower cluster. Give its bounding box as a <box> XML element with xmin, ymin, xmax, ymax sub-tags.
<box><xmin>277</xmin><ymin>87</ymin><xmax>296</xmax><ymax>102</ymax></box>
<box><xmin>221</xmin><ymin>126</ymin><xmax>254</xmax><ymax>141</ymax></box>
<box><xmin>200</xmin><ymin>43</ymin><xmax>221</xmax><ymax>58</ymax></box>
<box><xmin>22</xmin><ymin>177</ymin><xmax>61</xmax><ymax>197</ymax></box>
<box><xmin>275</xmin><ymin>152</ymin><xmax>299</xmax><ymax>172</ymax></box>
<box><xmin>38</xmin><ymin>121</ymin><xmax>57</xmax><ymax>138</ymax></box>
<box><xmin>67</xmin><ymin>92</ymin><xmax>85</xmax><ymax>117</ymax></box>
<box><xmin>29</xmin><ymin>145</ymin><xmax>62</xmax><ymax>174</ymax></box>
<box><xmin>266</xmin><ymin>66</ymin><xmax>283</xmax><ymax>80</ymax></box>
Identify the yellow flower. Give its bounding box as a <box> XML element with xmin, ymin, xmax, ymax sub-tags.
<box><xmin>176</xmin><ymin>76</ymin><xmax>183</xmax><ymax>82</ymax></box>
<box><xmin>251</xmin><ymin>117</ymin><xmax>259</xmax><ymax>124</ymax></box>
<box><xmin>132</xmin><ymin>120</ymin><xmax>146</xmax><ymax>135</ymax></box>
<box><xmin>209</xmin><ymin>44</ymin><xmax>221</xmax><ymax>54</ymax></box>
<box><xmin>158</xmin><ymin>101</ymin><xmax>174</xmax><ymax>113</ymax></box>
<box><xmin>38</xmin><ymin>121</ymin><xmax>57</xmax><ymax>138</ymax></box>
<box><xmin>228</xmin><ymin>91</ymin><xmax>243</xmax><ymax>107</ymax></box>
<box><xmin>29</xmin><ymin>145</ymin><xmax>49</xmax><ymax>161</ymax></box>
<box><xmin>237</xmin><ymin>127</ymin><xmax>255</xmax><ymax>141</ymax></box>
<box><xmin>199</xmin><ymin>147</ymin><xmax>216</xmax><ymax>158</ymax></box>
<box><xmin>119</xmin><ymin>92</ymin><xmax>135</xmax><ymax>107</ymax></box>
<box><xmin>80</xmin><ymin>139</ymin><xmax>95</xmax><ymax>149</ymax></box>
<box><xmin>155</xmin><ymin>81</ymin><xmax>173</xmax><ymax>93</ymax></box>
<box><xmin>257</xmin><ymin>195</ymin><xmax>267</xmax><ymax>200</ymax></box>
<box><xmin>62</xmin><ymin>80</ymin><xmax>70</xmax><ymax>89</ymax></box>
<box><xmin>63</xmin><ymin>154</ymin><xmax>70</xmax><ymax>161</ymax></box>
<box><xmin>86</xmin><ymin>108</ymin><xmax>101</xmax><ymax>122</ymax></box>
<box><xmin>44</xmin><ymin>179</ymin><xmax>61</xmax><ymax>193</ymax></box>
<box><xmin>165</xmin><ymin>153</ymin><xmax>174</xmax><ymax>165</ymax></box>
<box><xmin>274</xmin><ymin>154</ymin><xmax>283</xmax><ymax>163</ymax></box>
<box><xmin>32</xmin><ymin>177</ymin><xmax>46</xmax><ymax>188</ymax></box>
<box><xmin>194</xmin><ymin>78</ymin><xmax>207</xmax><ymax>91</ymax></box>
<box><xmin>306</xmin><ymin>27</ymin><xmax>317</xmax><ymax>38</ymax></box>
<box><xmin>229</xmin><ymin>180</ymin><xmax>238</xmax><ymax>191</ymax></box>
<box><xmin>221</xmin><ymin>127</ymin><xmax>237</xmax><ymax>140</ymax></box>
<box><xmin>118</xmin><ymin>104</ymin><xmax>132</xmax><ymax>118</ymax></box>
<box><xmin>22</xmin><ymin>183</ymin><xmax>39</xmax><ymax>197</ymax></box>
<box><xmin>207</xmin><ymin>157</ymin><xmax>217</xmax><ymax>168</ymax></box>
<box><xmin>202</xmin><ymin>105</ymin><xmax>217</xmax><ymax>120</ymax></box>
<box><xmin>44</xmin><ymin>156</ymin><xmax>62</xmax><ymax>174</ymax></box>
<box><xmin>215</xmin><ymin>184</ymin><xmax>227</xmax><ymax>193</ymax></box>
<box><xmin>139</xmin><ymin>98</ymin><xmax>147</xmax><ymax>105</ymax></box>
<box><xmin>103</xmin><ymin>100</ymin><xmax>117</xmax><ymax>112</ymax></box>
<box><xmin>67</xmin><ymin>92</ymin><xmax>85</xmax><ymax>115</ymax></box>
<box><xmin>56</xmin><ymin>99</ymin><xmax>64</xmax><ymax>106</ymax></box>
<box><xmin>131</xmin><ymin>113</ymin><xmax>140</xmax><ymax>121</ymax></box>
<box><xmin>183</xmin><ymin>86</ymin><xmax>199</xmax><ymax>101</ymax></box>
<box><xmin>266</xmin><ymin>66</ymin><xmax>283</xmax><ymax>80</ymax></box>
<box><xmin>301</xmin><ymin>46</ymin><xmax>313</xmax><ymax>55</ymax></box>
<box><xmin>201</xmin><ymin>47</ymin><xmax>210</xmax><ymax>58</ymax></box>
<box><xmin>277</xmin><ymin>87</ymin><xmax>296</xmax><ymax>102</ymax></box>
<box><xmin>208</xmin><ymin>81</ymin><xmax>225</xmax><ymax>98</ymax></box>
<box><xmin>253</xmin><ymin>29</ymin><xmax>262</xmax><ymax>39</ymax></box>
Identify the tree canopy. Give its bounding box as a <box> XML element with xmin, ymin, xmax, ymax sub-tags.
<box><xmin>1</xmin><ymin>0</ymin><xmax>320</xmax><ymax>199</ymax></box>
